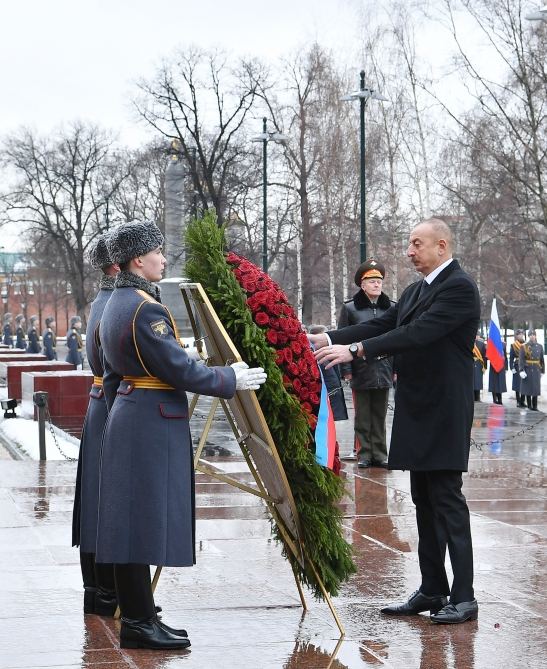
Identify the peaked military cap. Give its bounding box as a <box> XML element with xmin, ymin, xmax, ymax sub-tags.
<box><xmin>88</xmin><ymin>233</ymin><xmax>113</xmax><ymax>269</ymax></box>
<box><xmin>354</xmin><ymin>259</ymin><xmax>386</xmax><ymax>286</ymax></box>
<box><xmin>515</xmin><ymin>329</ymin><xmax>524</xmax><ymax>336</ymax></box>
<box><xmin>107</xmin><ymin>221</ymin><xmax>164</xmax><ymax>265</ymax></box>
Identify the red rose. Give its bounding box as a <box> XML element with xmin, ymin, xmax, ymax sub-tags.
<box><xmin>255</xmin><ymin>311</ymin><xmax>270</xmax><ymax>326</ymax></box>
<box><xmin>266</xmin><ymin>330</ymin><xmax>278</xmax><ymax>345</ymax></box>
<box><xmin>275</xmin><ymin>351</ymin><xmax>284</xmax><ymax>365</ymax></box>
<box><xmin>283</xmin><ymin>347</ymin><xmax>293</xmax><ymax>363</ymax></box>
<box><xmin>277</xmin><ymin>333</ymin><xmax>288</xmax><ymax>345</ymax></box>
<box><xmin>286</xmin><ymin>362</ymin><xmax>298</xmax><ymax>376</ymax></box>
<box><xmin>241</xmin><ymin>278</ymin><xmax>257</xmax><ymax>292</ymax></box>
<box><xmin>293</xmin><ymin>378</ymin><xmax>302</xmax><ymax>392</ymax></box>
<box><xmin>291</xmin><ymin>340</ymin><xmax>302</xmax><ymax>355</ymax></box>
<box><xmin>247</xmin><ymin>296</ymin><xmax>261</xmax><ymax>310</ymax></box>
<box><xmin>310</xmin><ymin>393</ymin><xmax>320</xmax><ymax>406</ymax></box>
<box><xmin>299</xmin><ymin>387</ymin><xmax>309</xmax><ymax>400</ymax></box>
<box><xmin>302</xmin><ymin>402</ymin><xmax>313</xmax><ymax>414</ymax></box>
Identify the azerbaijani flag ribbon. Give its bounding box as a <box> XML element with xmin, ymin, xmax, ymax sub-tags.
<box><xmin>314</xmin><ymin>366</ymin><xmax>337</xmax><ymax>470</ymax></box>
<box><xmin>486</xmin><ymin>298</ymin><xmax>505</xmax><ymax>373</ymax></box>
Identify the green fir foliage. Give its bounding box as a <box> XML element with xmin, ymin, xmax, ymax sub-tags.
<box><xmin>185</xmin><ymin>211</ymin><xmax>356</xmax><ymax>598</ymax></box>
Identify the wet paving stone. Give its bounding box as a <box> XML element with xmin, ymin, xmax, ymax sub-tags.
<box><xmin>0</xmin><ymin>400</ymin><xmax>546</xmax><ymax>667</ymax></box>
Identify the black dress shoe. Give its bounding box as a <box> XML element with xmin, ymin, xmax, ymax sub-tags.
<box><xmin>357</xmin><ymin>459</ymin><xmax>372</xmax><ymax>468</ymax></box>
<box><xmin>120</xmin><ymin>617</ymin><xmax>191</xmax><ymax>650</ymax></box>
<box><xmin>381</xmin><ymin>589</ymin><xmax>448</xmax><ymax>616</ymax></box>
<box><xmin>157</xmin><ymin>617</ymin><xmax>188</xmax><ymax>638</ymax></box>
<box><xmin>372</xmin><ymin>460</ymin><xmax>389</xmax><ymax>468</ymax></box>
<box><xmin>430</xmin><ymin>599</ymin><xmax>478</xmax><ymax>624</ymax></box>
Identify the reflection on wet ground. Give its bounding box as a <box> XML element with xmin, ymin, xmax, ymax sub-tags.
<box><xmin>0</xmin><ymin>395</ymin><xmax>546</xmax><ymax>668</ymax></box>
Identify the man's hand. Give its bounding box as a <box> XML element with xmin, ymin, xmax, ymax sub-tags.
<box><xmin>343</xmin><ymin>373</ymin><xmax>352</xmax><ymax>381</ymax></box>
<box><xmin>519</xmin><ymin>370</ymin><xmax>527</xmax><ymax>379</ymax></box>
<box><xmin>511</xmin><ymin>368</ymin><xmax>517</xmax><ymax>374</ymax></box>
<box><xmin>307</xmin><ymin>333</ymin><xmax>329</xmax><ymax>350</ymax></box>
<box><xmin>314</xmin><ymin>345</ymin><xmax>353</xmax><ymax>369</ymax></box>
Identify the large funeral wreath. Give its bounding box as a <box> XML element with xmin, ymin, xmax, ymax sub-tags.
<box><xmin>185</xmin><ymin>211</ymin><xmax>355</xmax><ymax>598</ymax></box>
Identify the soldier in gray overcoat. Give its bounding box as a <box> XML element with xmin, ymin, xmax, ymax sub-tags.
<box><xmin>2</xmin><ymin>313</ymin><xmax>13</xmax><ymax>347</ymax></box>
<box><xmin>15</xmin><ymin>314</ymin><xmax>27</xmax><ymax>350</ymax></box>
<box><xmin>488</xmin><ymin>340</ymin><xmax>507</xmax><ymax>404</ymax></box>
<box><xmin>509</xmin><ymin>329</ymin><xmax>526</xmax><ymax>407</ymax></box>
<box><xmin>96</xmin><ymin>220</ymin><xmax>266</xmax><ymax>650</ymax></box>
<box><xmin>27</xmin><ymin>316</ymin><xmax>41</xmax><ymax>353</ymax></box>
<box><xmin>72</xmin><ymin>234</ymin><xmax>120</xmax><ymax>617</ymax></box>
<box><xmin>42</xmin><ymin>317</ymin><xmax>57</xmax><ymax>359</ymax></box>
<box><xmin>519</xmin><ymin>330</ymin><xmax>545</xmax><ymax>411</ymax></box>
<box><xmin>65</xmin><ymin>316</ymin><xmax>84</xmax><ymax>368</ymax></box>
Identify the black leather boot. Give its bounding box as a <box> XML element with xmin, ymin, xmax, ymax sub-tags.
<box><xmin>94</xmin><ymin>588</ymin><xmax>118</xmax><ymax>616</ymax></box>
<box><xmin>156</xmin><ymin>617</ymin><xmax>188</xmax><ymax>638</ymax></box>
<box><xmin>83</xmin><ymin>587</ymin><xmax>97</xmax><ymax>614</ymax></box>
<box><xmin>120</xmin><ymin>617</ymin><xmax>190</xmax><ymax>650</ymax></box>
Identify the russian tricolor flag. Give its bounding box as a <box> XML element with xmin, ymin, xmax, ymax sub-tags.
<box><xmin>314</xmin><ymin>368</ymin><xmax>337</xmax><ymax>470</ymax></box>
<box><xmin>486</xmin><ymin>298</ymin><xmax>505</xmax><ymax>373</ymax></box>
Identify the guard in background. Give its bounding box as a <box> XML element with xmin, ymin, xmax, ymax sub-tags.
<box><xmin>66</xmin><ymin>316</ymin><xmax>84</xmax><ymax>368</ymax></box>
<box><xmin>472</xmin><ymin>332</ymin><xmax>486</xmax><ymax>402</ymax></box>
<box><xmin>510</xmin><ymin>329</ymin><xmax>526</xmax><ymax>408</ymax></box>
<box><xmin>96</xmin><ymin>220</ymin><xmax>266</xmax><ymax>650</ymax></box>
<box><xmin>488</xmin><ymin>339</ymin><xmax>507</xmax><ymax>404</ymax></box>
<box><xmin>2</xmin><ymin>313</ymin><xmax>13</xmax><ymax>347</ymax></box>
<box><xmin>27</xmin><ymin>316</ymin><xmax>41</xmax><ymax>353</ymax></box>
<box><xmin>15</xmin><ymin>314</ymin><xmax>27</xmax><ymax>350</ymax></box>
<box><xmin>42</xmin><ymin>317</ymin><xmax>57</xmax><ymax>360</ymax></box>
<box><xmin>519</xmin><ymin>330</ymin><xmax>545</xmax><ymax>411</ymax></box>
<box><xmin>72</xmin><ymin>234</ymin><xmax>120</xmax><ymax>618</ymax></box>
<box><xmin>337</xmin><ymin>259</ymin><xmax>395</xmax><ymax>468</ymax></box>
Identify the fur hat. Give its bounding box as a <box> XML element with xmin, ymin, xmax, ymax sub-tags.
<box><xmin>30</xmin><ymin>315</ymin><xmax>39</xmax><ymax>325</ymax></box>
<box><xmin>3</xmin><ymin>312</ymin><xmax>12</xmax><ymax>323</ymax></box>
<box><xmin>70</xmin><ymin>316</ymin><xmax>81</xmax><ymax>328</ymax></box>
<box><xmin>45</xmin><ymin>317</ymin><xmax>55</xmax><ymax>327</ymax></box>
<box><xmin>354</xmin><ymin>259</ymin><xmax>385</xmax><ymax>286</ymax></box>
<box><xmin>107</xmin><ymin>221</ymin><xmax>164</xmax><ymax>265</ymax></box>
<box><xmin>88</xmin><ymin>233</ymin><xmax>113</xmax><ymax>269</ymax></box>
<box><xmin>515</xmin><ymin>329</ymin><xmax>524</xmax><ymax>336</ymax></box>
<box><xmin>15</xmin><ymin>314</ymin><xmax>24</xmax><ymax>324</ymax></box>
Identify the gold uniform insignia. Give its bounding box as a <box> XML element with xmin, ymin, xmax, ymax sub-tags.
<box><xmin>150</xmin><ymin>320</ymin><xmax>169</xmax><ymax>337</ymax></box>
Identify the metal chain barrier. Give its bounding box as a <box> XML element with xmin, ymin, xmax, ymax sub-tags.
<box><xmin>44</xmin><ymin>400</ymin><xmax>77</xmax><ymax>461</ymax></box>
<box><xmin>471</xmin><ymin>413</ymin><xmax>546</xmax><ymax>451</ymax></box>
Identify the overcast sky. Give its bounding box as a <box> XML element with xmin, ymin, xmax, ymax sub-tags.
<box><xmin>0</xmin><ymin>0</ymin><xmax>368</xmax><ymax>146</ymax></box>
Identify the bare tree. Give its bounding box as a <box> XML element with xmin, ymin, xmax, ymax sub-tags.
<box><xmin>0</xmin><ymin>123</ymin><xmax>131</xmax><ymax>316</ymax></box>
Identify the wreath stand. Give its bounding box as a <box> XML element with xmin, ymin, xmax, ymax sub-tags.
<box><xmin>146</xmin><ymin>282</ymin><xmax>344</xmax><ymax>637</ymax></box>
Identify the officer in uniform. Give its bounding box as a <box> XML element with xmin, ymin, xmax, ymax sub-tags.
<box><xmin>472</xmin><ymin>332</ymin><xmax>486</xmax><ymax>402</ymax></box>
<box><xmin>96</xmin><ymin>220</ymin><xmax>266</xmax><ymax>650</ymax></box>
<box><xmin>510</xmin><ymin>329</ymin><xmax>526</xmax><ymax>407</ymax></box>
<box><xmin>72</xmin><ymin>234</ymin><xmax>120</xmax><ymax>617</ymax></box>
<box><xmin>3</xmin><ymin>313</ymin><xmax>14</xmax><ymax>347</ymax></box>
<box><xmin>519</xmin><ymin>330</ymin><xmax>545</xmax><ymax>411</ymax></box>
<box><xmin>337</xmin><ymin>259</ymin><xmax>395</xmax><ymax>468</ymax></box>
<box><xmin>65</xmin><ymin>316</ymin><xmax>84</xmax><ymax>368</ymax></box>
<box><xmin>15</xmin><ymin>314</ymin><xmax>27</xmax><ymax>350</ymax></box>
<box><xmin>27</xmin><ymin>316</ymin><xmax>41</xmax><ymax>353</ymax></box>
<box><xmin>488</xmin><ymin>339</ymin><xmax>507</xmax><ymax>404</ymax></box>
<box><xmin>42</xmin><ymin>317</ymin><xmax>57</xmax><ymax>360</ymax></box>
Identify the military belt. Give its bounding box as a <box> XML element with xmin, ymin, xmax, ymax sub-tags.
<box><xmin>122</xmin><ymin>375</ymin><xmax>175</xmax><ymax>390</ymax></box>
<box><xmin>525</xmin><ymin>360</ymin><xmax>541</xmax><ymax>366</ymax></box>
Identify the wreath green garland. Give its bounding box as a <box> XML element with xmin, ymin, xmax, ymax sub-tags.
<box><xmin>185</xmin><ymin>211</ymin><xmax>355</xmax><ymax>598</ymax></box>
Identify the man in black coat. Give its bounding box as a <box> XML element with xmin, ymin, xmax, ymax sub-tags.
<box><xmin>310</xmin><ymin>218</ymin><xmax>480</xmax><ymax>624</ymax></box>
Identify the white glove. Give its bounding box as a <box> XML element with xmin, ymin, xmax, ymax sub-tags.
<box><xmin>185</xmin><ymin>346</ymin><xmax>202</xmax><ymax>362</ymax></box>
<box><xmin>511</xmin><ymin>368</ymin><xmax>517</xmax><ymax>375</ymax></box>
<box><xmin>231</xmin><ymin>361</ymin><xmax>267</xmax><ymax>390</ymax></box>
<box><xmin>519</xmin><ymin>370</ymin><xmax>527</xmax><ymax>379</ymax></box>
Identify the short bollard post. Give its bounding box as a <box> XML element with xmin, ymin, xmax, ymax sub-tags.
<box><xmin>33</xmin><ymin>391</ymin><xmax>48</xmax><ymax>461</ymax></box>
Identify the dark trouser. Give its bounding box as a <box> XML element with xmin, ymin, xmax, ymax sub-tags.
<box><xmin>410</xmin><ymin>470</ymin><xmax>474</xmax><ymax>604</ymax></box>
<box><xmin>526</xmin><ymin>396</ymin><xmax>538</xmax><ymax>410</ymax></box>
<box><xmin>492</xmin><ymin>393</ymin><xmax>502</xmax><ymax>404</ymax></box>
<box><xmin>474</xmin><ymin>390</ymin><xmax>481</xmax><ymax>401</ymax></box>
<box><xmin>114</xmin><ymin>564</ymin><xmax>156</xmax><ymax>620</ymax></box>
<box><xmin>354</xmin><ymin>388</ymin><xmax>389</xmax><ymax>462</ymax></box>
<box><xmin>80</xmin><ymin>552</ymin><xmax>115</xmax><ymax>592</ymax></box>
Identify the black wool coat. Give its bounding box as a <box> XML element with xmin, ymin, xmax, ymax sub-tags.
<box><xmin>329</xmin><ymin>260</ymin><xmax>480</xmax><ymax>471</ymax></box>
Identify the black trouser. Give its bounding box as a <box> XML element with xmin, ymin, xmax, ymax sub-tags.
<box><xmin>474</xmin><ymin>390</ymin><xmax>481</xmax><ymax>401</ymax></box>
<box><xmin>492</xmin><ymin>393</ymin><xmax>502</xmax><ymax>404</ymax></box>
<box><xmin>526</xmin><ymin>395</ymin><xmax>538</xmax><ymax>410</ymax></box>
<box><xmin>80</xmin><ymin>552</ymin><xmax>115</xmax><ymax>592</ymax></box>
<box><xmin>410</xmin><ymin>470</ymin><xmax>474</xmax><ymax>604</ymax></box>
<box><xmin>114</xmin><ymin>564</ymin><xmax>156</xmax><ymax>620</ymax></box>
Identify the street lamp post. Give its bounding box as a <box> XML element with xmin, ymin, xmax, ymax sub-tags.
<box><xmin>252</xmin><ymin>118</ymin><xmax>287</xmax><ymax>273</ymax></box>
<box><xmin>342</xmin><ymin>71</ymin><xmax>387</xmax><ymax>263</ymax></box>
